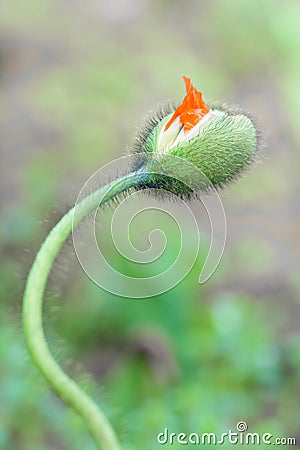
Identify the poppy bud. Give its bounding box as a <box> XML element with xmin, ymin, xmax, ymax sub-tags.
<box><xmin>134</xmin><ymin>76</ymin><xmax>258</xmax><ymax>195</ymax></box>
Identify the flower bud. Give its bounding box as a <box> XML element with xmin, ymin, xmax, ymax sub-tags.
<box><xmin>135</xmin><ymin>76</ymin><xmax>258</xmax><ymax>195</ymax></box>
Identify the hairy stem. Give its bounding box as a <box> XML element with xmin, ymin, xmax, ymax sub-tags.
<box><xmin>23</xmin><ymin>170</ymin><xmax>146</xmax><ymax>450</ymax></box>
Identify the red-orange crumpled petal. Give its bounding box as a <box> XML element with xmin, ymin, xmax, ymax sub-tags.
<box><xmin>164</xmin><ymin>76</ymin><xmax>210</xmax><ymax>133</ymax></box>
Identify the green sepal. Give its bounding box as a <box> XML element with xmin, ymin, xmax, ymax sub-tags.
<box><xmin>138</xmin><ymin>109</ymin><xmax>257</xmax><ymax>191</ymax></box>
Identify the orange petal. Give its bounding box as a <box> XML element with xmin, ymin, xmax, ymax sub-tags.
<box><xmin>164</xmin><ymin>76</ymin><xmax>210</xmax><ymax>133</ymax></box>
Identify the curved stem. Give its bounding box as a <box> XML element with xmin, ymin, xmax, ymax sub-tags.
<box><xmin>23</xmin><ymin>170</ymin><xmax>146</xmax><ymax>450</ymax></box>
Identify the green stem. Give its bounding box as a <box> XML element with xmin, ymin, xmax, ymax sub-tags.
<box><xmin>23</xmin><ymin>170</ymin><xmax>146</xmax><ymax>450</ymax></box>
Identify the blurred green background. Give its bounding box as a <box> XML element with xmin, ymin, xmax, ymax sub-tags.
<box><xmin>1</xmin><ymin>0</ymin><xmax>300</xmax><ymax>449</ymax></box>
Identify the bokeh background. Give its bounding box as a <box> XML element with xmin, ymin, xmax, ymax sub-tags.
<box><xmin>1</xmin><ymin>0</ymin><xmax>300</xmax><ymax>449</ymax></box>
